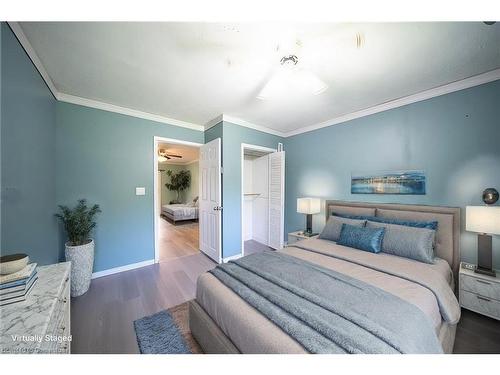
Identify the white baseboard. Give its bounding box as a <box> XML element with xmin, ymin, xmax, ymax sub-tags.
<box><xmin>222</xmin><ymin>253</ymin><xmax>243</xmax><ymax>263</ymax></box>
<box><xmin>91</xmin><ymin>259</ymin><xmax>155</xmax><ymax>279</ymax></box>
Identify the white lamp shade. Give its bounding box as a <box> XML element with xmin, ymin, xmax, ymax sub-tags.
<box><xmin>466</xmin><ymin>206</ymin><xmax>500</xmax><ymax>235</ymax></box>
<box><xmin>297</xmin><ymin>198</ymin><xmax>321</xmax><ymax>215</ymax></box>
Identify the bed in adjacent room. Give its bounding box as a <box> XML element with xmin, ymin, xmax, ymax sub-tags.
<box><xmin>161</xmin><ymin>200</ymin><xmax>199</xmax><ymax>223</ymax></box>
<box><xmin>189</xmin><ymin>201</ymin><xmax>461</xmax><ymax>354</ymax></box>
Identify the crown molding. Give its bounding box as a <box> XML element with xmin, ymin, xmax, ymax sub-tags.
<box><xmin>204</xmin><ymin>114</ymin><xmax>286</xmax><ymax>137</ymax></box>
<box><xmin>9</xmin><ymin>21</ymin><xmax>500</xmax><ymax>139</ymax></box>
<box><xmin>8</xmin><ymin>22</ymin><xmax>58</xmax><ymax>98</ymax></box>
<box><xmin>204</xmin><ymin>115</ymin><xmax>224</xmax><ymax>130</ymax></box>
<box><xmin>57</xmin><ymin>93</ymin><xmax>205</xmax><ymax>131</ymax></box>
<box><xmin>9</xmin><ymin>21</ymin><xmax>205</xmax><ymax>132</ymax></box>
<box><xmin>222</xmin><ymin>115</ymin><xmax>286</xmax><ymax>137</ymax></box>
<box><xmin>284</xmin><ymin>68</ymin><xmax>500</xmax><ymax>137</ymax></box>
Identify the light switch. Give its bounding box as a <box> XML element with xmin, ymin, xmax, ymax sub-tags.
<box><xmin>135</xmin><ymin>187</ymin><xmax>146</xmax><ymax>196</ymax></box>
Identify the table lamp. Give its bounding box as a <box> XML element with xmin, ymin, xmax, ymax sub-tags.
<box><xmin>466</xmin><ymin>205</ymin><xmax>500</xmax><ymax>277</ymax></box>
<box><xmin>297</xmin><ymin>198</ymin><xmax>321</xmax><ymax>235</ymax></box>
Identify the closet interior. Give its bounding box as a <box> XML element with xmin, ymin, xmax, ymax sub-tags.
<box><xmin>242</xmin><ymin>145</ymin><xmax>285</xmax><ymax>255</ymax></box>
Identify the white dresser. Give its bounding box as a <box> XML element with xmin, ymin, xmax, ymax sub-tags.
<box><xmin>0</xmin><ymin>262</ymin><xmax>71</xmax><ymax>353</ymax></box>
<box><xmin>459</xmin><ymin>263</ymin><xmax>500</xmax><ymax>321</ymax></box>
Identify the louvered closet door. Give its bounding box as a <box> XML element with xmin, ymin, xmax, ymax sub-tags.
<box><xmin>268</xmin><ymin>151</ymin><xmax>285</xmax><ymax>250</ymax></box>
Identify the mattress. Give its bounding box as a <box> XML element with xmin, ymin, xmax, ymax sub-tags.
<box><xmin>162</xmin><ymin>204</ymin><xmax>198</xmax><ymax>219</ymax></box>
<box><xmin>196</xmin><ymin>239</ymin><xmax>457</xmax><ymax>354</ymax></box>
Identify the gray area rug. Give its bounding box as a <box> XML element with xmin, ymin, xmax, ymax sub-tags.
<box><xmin>134</xmin><ymin>309</ymin><xmax>192</xmax><ymax>354</ymax></box>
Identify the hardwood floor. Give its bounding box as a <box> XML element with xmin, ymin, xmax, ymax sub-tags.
<box><xmin>159</xmin><ymin>216</ymin><xmax>199</xmax><ymax>262</ymax></box>
<box><xmin>244</xmin><ymin>239</ymin><xmax>274</xmax><ymax>255</ymax></box>
<box><xmin>71</xmin><ymin>247</ymin><xmax>500</xmax><ymax>354</ymax></box>
<box><xmin>71</xmin><ymin>253</ymin><xmax>216</xmax><ymax>353</ymax></box>
<box><xmin>453</xmin><ymin>309</ymin><xmax>500</xmax><ymax>354</ymax></box>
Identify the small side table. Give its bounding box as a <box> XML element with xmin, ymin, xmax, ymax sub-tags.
<box><xmin>459</xmin><ymin>262</ymin><xmax>500</xmax><ymax>321</ymax></box>
<box><xmin>287</xmin><ymin>231</ymin><xmax>319</xmax><ymax>246</ymax></box>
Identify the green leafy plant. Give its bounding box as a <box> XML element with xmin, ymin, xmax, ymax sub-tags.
<box><xmin>55</xmin><ymin>199</ymin><xmax>101</xmax><ymax>246</ymax></box>
<box><xmin>165</xmin><ymin>169</ymin><xmax>191</xmax><ymax>203</ymax></box>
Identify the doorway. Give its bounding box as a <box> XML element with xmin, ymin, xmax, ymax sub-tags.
<box><xmin>241</xmin><ymin>143</ymin><xmax>285</xmax><ymax>256</ymax></box>
<box><xmin>154</xmin><ymin>137</ymin><xmax>202</xmax><ymax>263</ymax></box>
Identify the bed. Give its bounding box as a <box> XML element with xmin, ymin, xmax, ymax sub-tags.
<box><xmin>161</xmin><ymin>203</ymin><xmax>198</xmax><ymax>223</ymax></box>
<box><xmin>189</xmin><ymin>201</ymin><xmax>461</xmax><ymax>354</ymax></box>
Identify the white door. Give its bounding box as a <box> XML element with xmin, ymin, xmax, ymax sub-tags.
<box><xmin>268</xmin><ymin>151</ymin><xmax>285</xmax><ymax>250</ymax></box>
<box><xmin>199</xmin><ymin>138</ymin><xmax>222</xmax><ymax>262</ymax></box>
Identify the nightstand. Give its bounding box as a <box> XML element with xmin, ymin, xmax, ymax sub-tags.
<box><xmin>459</xmin><ymin>262</ymin><xmax>500</xmax><ymax>321</ymax></box>
<box><xmin>287</xmin><ymin>231</ymin><xmax>319</xmax><ymax>246</ymax></box>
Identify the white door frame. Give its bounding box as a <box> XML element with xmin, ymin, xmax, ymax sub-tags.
<box><xmin>240</xmin><ymin>143</ymin><xmax>277</xmax><ymax>257</ymax></box>
<box><xmin>153</xmin><ymin>136</ymin><xmax>203</xmax><ymax>263</ymax></box>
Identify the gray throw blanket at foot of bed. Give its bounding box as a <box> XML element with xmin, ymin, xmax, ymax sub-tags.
<box><xmin>210</xmin><ymin>251</ymin><xmax>443</xmax><ymax>354</ymax></box>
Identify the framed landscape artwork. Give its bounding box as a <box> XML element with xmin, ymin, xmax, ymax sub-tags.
<box><xmin>351</xmin><ymin>170</ymin><xmax>426</xmax><ymax>195</ymax></box>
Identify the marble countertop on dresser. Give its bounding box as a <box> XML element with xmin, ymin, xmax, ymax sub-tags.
<box><xmin>0</xmin><ymin>262</ymin><xmax>71</xmax><ymax>353</ymax></box>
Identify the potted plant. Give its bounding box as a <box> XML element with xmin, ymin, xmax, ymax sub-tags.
<box><xmin>55</xmin><ymin>199</ymin><xmax>101</xmax><ymax>297</ymax></box>
<box><xmin>165</xmin><ymin>169</ymin><xmax>191</xmax><ymax>203</ymax></box>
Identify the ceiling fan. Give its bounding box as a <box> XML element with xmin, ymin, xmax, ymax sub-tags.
<box><xmin>158</xmin><ymin>148</ymin><xmax>182</xmax><ymax>162</ymax></box>
<box><xmin>256</xmin><ymin>30</ymin><xmax>365</xmax><ymax>100</ymax></box>
<box><xmin>257</xmin><ymin>54</ymin><xmax>328</xmax><ymax>99</ymax></box>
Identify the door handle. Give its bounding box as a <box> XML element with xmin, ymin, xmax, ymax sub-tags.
<box><xmin>213</xmin><ymin>206</ymin><xmax>223</xmax><ymax>211</ymax></box>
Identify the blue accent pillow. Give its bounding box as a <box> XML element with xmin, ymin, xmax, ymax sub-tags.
<box><xmin>319</xmin><ymin>216</ymin><xmax>366</xmax><ymax>242</ymax></box>
<box><xmin>337</xmin><ymin>224</ymin><xmax>386</xmax><ymax>254</ymax></box>
<box><xmin>333</xmin><ymin>213</ymin><xmax>438</xmax><ymax>230</ymax></box>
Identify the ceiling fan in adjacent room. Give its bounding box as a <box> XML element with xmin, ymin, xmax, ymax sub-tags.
<box><xmin>158</xmin><ymin>149</ymin><xmax>183</xmax><ymax>162</ymax></box>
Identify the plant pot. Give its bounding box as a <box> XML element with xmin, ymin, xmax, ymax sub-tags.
<box><xmin>65</xmin><ymin>239</ymin><xmax>94</xmax><ymax>297</ymax></box>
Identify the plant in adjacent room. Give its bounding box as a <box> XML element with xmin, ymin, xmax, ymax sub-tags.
<box><xmin>55</xmin><ymin>199</ymin><xmax>101</xmax><ymax>297</ymax></box>
<box><xmin>55</xmin><ymin>199</ymin><xmax>101</xmax><ymax>246</ymax></box>
<box><xmin>165</xmin><ymin>169</ymin><xmax>191</xmax><ymax>203</ymax></box>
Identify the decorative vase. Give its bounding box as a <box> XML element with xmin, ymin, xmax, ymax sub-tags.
<box><xmin>65</xmin><ymin>239</ymin><xmax>94</xmax><ymax>297</ymax></box>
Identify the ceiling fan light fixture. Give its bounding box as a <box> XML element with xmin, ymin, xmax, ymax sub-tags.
<box><xmin>258</xmin><ymin>54</ymin><xmax>328</xmax><ymax>100</ymax></box>
<box><xmin>280</xmin><ymin>54</ymin><xmax>299</xmax><ymax>68</ymax></box>
<box><xmin>295</xmin><ymin>69</ymin><xmax>328</xmax><ymax>96</ymax></box>
<box><xmin>313</xmin><ymin>81</ymin><xmax>328</xmax><ymax>96</ymax></box>
<box><xmin>257</xmin><ymin>70</ymin><xmax>290</xmax><ymax>100</ymax></box>
<box><xmin>310</xmin><ymin>76</ymin><xmax>328</xmax><ymax>95</ymax></box>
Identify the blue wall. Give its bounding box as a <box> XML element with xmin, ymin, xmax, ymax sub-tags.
<box><xmin>56</xmin><ymin>102</ymin><xmax>203</xmax><ymax>272</ymax></box>
<box><xmin>220</xmin><ymin>121</ymin><xmax>283</xmax><ymax>257</ymax></box>
<box><xmin>1</xmin><ymin>23</ymin><xmax>59</xmax><ymax>265</ymax></box>
<box><xmin>204</xmin><ymin>120</ymin><xmax>283</xmax><ymax>257</ymax></box>
<box><xmin>284</xmin><ymin>80</ymin><xmax>500</xmax><ymax>268</ymax></box>
<box><xmin>204</xmin><ymin>122</ymin><xmax>223</xmax><ymax>143</ymax></box>
<box><xmin>3</xmin><ymin>17</ymin><xmax>498</xmax><ymax>272</ymax></box>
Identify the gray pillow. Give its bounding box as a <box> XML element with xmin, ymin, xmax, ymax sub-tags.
<box><xmin>319</xmin><ymin>216</ymin><xmax>366</xmax><ymax>242</ymax></box>
<box><xmin>366</xmin><ymin>221</ymin><xmax>436</xmax><ymax>264</ymax></box>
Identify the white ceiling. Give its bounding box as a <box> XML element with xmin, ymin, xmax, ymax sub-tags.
<box><xmin>18</xmin><ymin>22</ymin><xmax>500</xmax><ymax>134</ymax></box>
<box><xmin>158</xmin><ymin>143</ymin><xmax>199</xmax><ymax>165</ymax></box>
